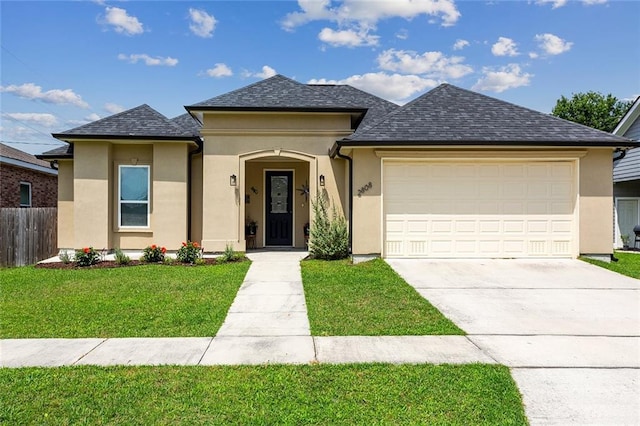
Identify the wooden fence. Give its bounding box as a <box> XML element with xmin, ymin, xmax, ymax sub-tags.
<box><xmin>0</xmin><ymin>208</ymin><xmax>57</xmax><ymax>267</ymax></box>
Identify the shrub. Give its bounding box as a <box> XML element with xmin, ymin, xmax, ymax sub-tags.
<box><xmin>309</xmin><ymin>194</ymin><xmax>349</xmax><ymax>260</ymax></box>
<box><xmin>142</xmin><ymin>244</ymin><xmax>166</xmax><ymax>263</ymax></box>
<box><xmin>177</xmin><ymin>241</ymin><xmax>203</xmax><ymax>264</ymax></box>
<box><xmin>59</xmin><ymin>251</ymin><xmax>72</xmax><ymax>264</ymax></box>
<box><xmin>219</xmin><ymin>244</ymin><xmax>239</xmax><ymax>263</ymax></box>
<box><xmin>75</xmin><ymin>247</ymin><xmax>100</xmax><ymax>267</ymax></box>
<box><xmin>163</xmin><ymin>256</ymin><xmax>175</xmax><ymax>265</ymax></box>
<box><xmin>114</xmin><ymin>248</ymin><xmax>131</xmax><ymax>265</ymax></box>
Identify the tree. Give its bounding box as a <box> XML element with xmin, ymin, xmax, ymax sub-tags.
<box><xmin>551</xmin><ymin>91</ymin><xmax>633</xmax><ymax>133</ymax></box>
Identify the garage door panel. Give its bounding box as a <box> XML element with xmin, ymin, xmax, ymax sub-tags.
<box><xmin>384</xmin><ymin>161</ymin><xmax>576</xmax><ymax>258</ymax></box>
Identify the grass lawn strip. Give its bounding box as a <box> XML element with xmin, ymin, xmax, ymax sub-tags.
<box><xmin>0</xmin><ymin>263</ymin><xmax>249</xmax><ymax>338</ymax></box>
<box><xmin>0</xmin><ymin>364</ymin><xmax>526</xmax><ymax>425</ymax></box>
<box><xmin>581</xmin><ymin>251</ymin><xmax>640</xmax><ymax>279</ymax></box>
<box><xmin>301</xmin><ymin>259</ymin><xmax>463</xmax><ymax>336</ymax></box>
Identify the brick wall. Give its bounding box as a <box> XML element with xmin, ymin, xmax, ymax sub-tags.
<box><xmin>0</xmin><ymin>164</ymin><xmax>58</xmax><ymax>207</ymax></box>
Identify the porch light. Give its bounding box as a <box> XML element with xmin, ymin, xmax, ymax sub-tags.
<box><xmin>230</xmin><ymin>174</ymin><xmax>237</xmax><ymax>186</ymax></box>
<box><xmin>319</xmin><ymin>174</ymin><xmax>325</xmax><ymax>186</ymax></box>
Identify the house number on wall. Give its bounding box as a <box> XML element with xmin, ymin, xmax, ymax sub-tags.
<box><xmin>357</xmin><ymin>181</ymin><xmax>373</xmax><ymax>197</ymax></box>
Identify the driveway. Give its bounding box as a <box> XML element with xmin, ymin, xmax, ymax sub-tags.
<box><xmin>387</xmin><ymin>259</ymin><xmax>640</xmax><ymax>425</ymax></box>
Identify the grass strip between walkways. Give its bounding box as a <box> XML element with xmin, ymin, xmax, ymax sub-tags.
<box><xmin>301</xmin><ymin>258</ymin><xmax>464</xmax><ymax>336</ymax></box>
<box><xmin>0</xmin><ymin>262</ymin><xmax>250</xmax><ymax>338</ymax></box>
<box><xmin>581</xmin><ymin>251</ymin><xmax>640</xmax><ymax>279</ymax></box>
<box><xmin>0</xmin><ymin>364</ymin><xmax>526</xmax><ymax>425</ymax></box>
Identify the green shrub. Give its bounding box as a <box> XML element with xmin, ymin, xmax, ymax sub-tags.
<box><xmin>219</xmin><ymin>244</ymin><xmax>239</xmax><ymax>263</ymax></box>
<box><xmin>309</xmin><ymin>194</ymin><xmax>349</xmax><ymax>260</ymax></box>
<box><xmin>177</xmin><ymin>241</ymin><xmax>202</xmax><ymax>264</ymax></box>
<box><xmin>114</xmin><ymin>248</ymin><xmax>131</xmax><ymax>265</ymax></box>
<box><xmin>75</xmin><ymin>247</ymin><xmax>100</xmax><ymax>267</ymax></box>
<box><xmin>163</xmin><ymin>257</ymin><xmax>175</xmax><ymax>265</ymax></box>
<box><xmin>59</xmin><ymin>251</ymin><xmax>72</xmax><ymax>264</ymax></box>
<box><xmin>142</xmin><ymin>245</ymin><xmax>166</xmax><ymax>263</ymax></box>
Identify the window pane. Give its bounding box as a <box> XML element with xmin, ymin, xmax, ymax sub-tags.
<box><xmin>121</xmin><ymin>203</ymin><xmax>148</xmax><ymax>227</ymax></box>
<box><xmin>120</xmin><ymin>167</ymin><xmax>148</xmax><ymax>201</ymax></box>
<box><xmin>20</xmin><ymin>183</ymin><xmax>31</xmax><ymax>206</ymax></box>
<box><xmin>270</xmin><ymin>176</ymin><xmax>288</xmax><ymax>213</ymax></box>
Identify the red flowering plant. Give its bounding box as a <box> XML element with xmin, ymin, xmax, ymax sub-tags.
<box><xmin>142</xmin><ymin>244</ymin><xmax>166</xmax><ymax>263</ymax></box>
<box><xmin>74</xmin><ymin>246</ymin><xmax>100</xmax><ymax>267</ymax></box>
<box><xmin>176</xmin><ymin>240</ymin><xmax>203</xmax><ymax>264</ymax></box>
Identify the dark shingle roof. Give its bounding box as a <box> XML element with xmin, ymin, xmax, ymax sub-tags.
<box><xmin>171</xmin><ymin>113</ymin><xmax>201</xmax><ymax>134</ymax></box>
<box><xmin>52</xmin><ymin>104</ymin><xmax>197</xmax><ymax>141</ymax></box>
<box><xmin>309</xmin><ymin>84</ymin><xmax>399</xmax><ymax>131</ymax></box>
<box><xmin>342</xmin><ymin>84</ymin><xmax>635</xmax><ymax>146</ymax></box>
<box><xmin>187</xmin><ymin>75</ymin><xmax>366</xmax><ymax>111</ymax></box>
<box><xmin>37</xmin><ymin>143</ymin><xmax>73</xmax><ymax>159</ymax></box>
<box><xmin>1</xmin><ymin>143</ymin><xmax>55</xmax><ymax>168</ymax></box>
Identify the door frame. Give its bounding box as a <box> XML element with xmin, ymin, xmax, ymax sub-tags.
<box><xmin>263</xmin><ymin>168</ymin><xmax>295</xmax><ymax>247</ymax></box>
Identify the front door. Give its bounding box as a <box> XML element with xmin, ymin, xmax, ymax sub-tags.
<box><xmin>265</xmin><ymin>171</ymin><xmax>293</xmax><ymax>246</ymax></box>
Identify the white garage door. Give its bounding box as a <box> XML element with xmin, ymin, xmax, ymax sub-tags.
<box><xmin>383</xmin><ymin>161</ymin><xmax>576</xmax><ymax>258</ymax></box>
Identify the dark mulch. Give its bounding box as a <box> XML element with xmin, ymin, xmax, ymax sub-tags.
<box><xmin>34</xmin><ymin>258</ymin><xmax>235</xmax><ymax>270</ymax></box>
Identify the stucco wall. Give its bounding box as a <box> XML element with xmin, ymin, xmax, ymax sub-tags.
<box><xmin>57</xmin><ymin>160</ymin><xmax>74</xmax><ymax>249</ymax></box>
<box><xmin>579</xmin><ymin>148</ymin><xmax>614</xmax><ymax>255</ymax></box>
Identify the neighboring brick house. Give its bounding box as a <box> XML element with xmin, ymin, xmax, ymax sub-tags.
<box><xmin>0</xmin><ymin>143</ymin><xmax>58</xmax><ymax>207</ymax></box>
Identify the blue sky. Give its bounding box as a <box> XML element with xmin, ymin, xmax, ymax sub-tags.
<box><xmin>1</xmin><ymin>0</ymin><xmax>639</xmax><ymax>154</ymax></box>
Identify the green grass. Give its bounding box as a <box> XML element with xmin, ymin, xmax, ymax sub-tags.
<box><xmin>0</xmin><ymin>364</ymin><xmax>527</xmax><ymax>425</ymax></box>
<box><xmin>582</xmin><ymin>251</ymin><xmax>640</xmax><ymax>279</ymax></box>
<box><xmin>301</xmin><ymin>259</ymin><xmax>463</xmax><ymax>336</ymax></box>
<box><xmin>0</xmin><ymin>263</ymin><xmax>250</xmax><ymax>338</ymax></box>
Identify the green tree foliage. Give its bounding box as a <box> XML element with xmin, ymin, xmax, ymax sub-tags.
<box><xmin>309</xmin><ymin>193</ymin><xmax>349</xmax><ymax>260</ymax></box>
<box><xmin>551</xmin><ymin>91</ymin><xmax>633</xmax><ymax>133</ymax></box>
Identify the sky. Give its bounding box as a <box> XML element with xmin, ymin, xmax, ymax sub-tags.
<box><xmin>1</xmin><ymin>0</ymin><xmax>639</xmax><ymax>155</ymax></box>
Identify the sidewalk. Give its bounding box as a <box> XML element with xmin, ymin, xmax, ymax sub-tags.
<box><xmin>1</xmin><ymin>251</ymin><xmax>492</xmax><ymax>367</ymax></box>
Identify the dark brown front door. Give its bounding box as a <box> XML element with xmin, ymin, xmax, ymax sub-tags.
<box><xmin>265</xmin><ymin>171</ymin><xmax>293</xmax><ymax>246</ymax></box>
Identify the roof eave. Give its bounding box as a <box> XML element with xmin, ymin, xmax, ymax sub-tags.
<box><xmin>333</xmin><ymin>138</ymin><xmax>639</xmax><ymax>150</ymax></box>
<box><xmin>52</xmin><ymin>134</ymin><xmax>200</xmax><ymax>143</ymax></box>
<box><xmin>185</xmin><ymin>106</ymin><xmax>368</xmax><ymax>114</ymax></box>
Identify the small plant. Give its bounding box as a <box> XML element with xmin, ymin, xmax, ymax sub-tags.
<box><xmin>142</xmin><ymin>244</ymin><xmax>166</xmax><ymax>263</ymax></box>
<box><xmin>621</xmin><ymin>234</ymin><xmax>630</xmax><ymax>247</ymax></box>
<box><xmin>219</xmin><ymin>243</ymin><xmax>239</xmax><ymax>263</ymax></box>
<box><xmin>75</xmin><ymin>247</ymin><xmax>100</xmax><ymax>267</ymax></box>
<box><xmin>309</xmin><ymin>193</ymin><xmax>349</xmax><ymax>260</ymax></box>
<box><xmin>177</xmin><ymin>241</ymin><xmax>203</xmax><ymax>264</ymax></box>
<box><xmin>59</xmin><ymin>251</ymin><xmax>72</xmax><ymax>264</ymax></box>
<box><xmin>114</xmin><ymin>248</ymin><xmax>131</xmax><ymax>265</ymax></box>
<box><xmin>163</xmin><ymin>256</ymin><xmax>175</xmax><ymax>265</ymax></box>
<box><xmin>195</xmin><ymin>257</ymin><xmax>207</xmax><ymax>266</ymax></box>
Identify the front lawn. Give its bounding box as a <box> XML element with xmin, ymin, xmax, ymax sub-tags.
<box><xmin>581</xmin><ymin>251</ymin><xmax>640</xmax><ymax>279</ymax></box>
<box><xmin>301</xmin><ymin>259</ymin><xmax>463</xmax><ymax>336</ymax></box>
<box><xmin>0</xmin><ymin>263</ymin><xmax>249</xmax><ymax>338</ymax></box>
<box><xmin>0</xmin><ymin>364</ymin><xmax>526</xmax><ymax>425</ymax></box>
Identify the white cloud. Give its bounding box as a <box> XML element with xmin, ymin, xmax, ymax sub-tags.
<box><xmin>318</xmin><ymin>27</ymin><xmax>379</xmax><ymax>47</ymax></box>
<box><xmin>3</xmin><ymin>112</ymin><xmax>58</xmax><ymax>127</ymax></box>
<box><xmin>309</xmin><ymin>72</ymin><xmax>438</xmax><ymax>103</ymax></box>
<box><xmin>396</xmin><ymin>29</ymin><xmax>409</xmax><ymax>40</ymax></box>
<box><xmin>472</xmin><ymin>64</ymin><xmax>532</xmax><ymax>93</ymax></box>
<box><xmin>377</xmin><ymin>49</ymin><xmax>473</xmax><ymax>79</ymax></box>
<box><xmin>453</xmin><ymin>39</ymin><xmax>469</xmax><ymax>50</ymax></box>
<box><xmin>528</xmin><ymin>52</ymin><xmax>539</xmax><ymax>59</ymax></box>
<box><xmin>103</xmin><ymin>6</ymin><xmax>144</xmax><ymax>35</ymax></box>
<box><xmin>0</xmin><ymin>83</ymin><xmax>89</xmax><ymax>108</ymax></box>
<box><xmin>535</xmin><ymin>0</ymin><xmax>568</xmax><ymax>9</ymax></box>
<box><xmin>86</xmin><ymin>113</ymin><xmax>101</xmax><ymax>122</ymax></box>
<box><xmin>104</xmin><ymin>103</ymin><xmax>125</xmax><ymax>114</ymax></box>
<box><xmin>491</xmin><ymin>37</ymin><xmax>519</xmax><ymax>57</ymax></box>
<box><xmin>206</xmin><ymin>63</ymin><xmax>233</xmax><ymax>78</ymax></box>
<box><xmin>282</xmin><ymin>0</ymin><xmax>461</xmax><ymax>30</ymax></box>
<box><xmin>582</xmin><ymin>0</ymin><xmax>607</xmax><ymax>4</ymax></box>
<box><xmin>188</xmin><ymin>8</ymin><xmax>216</xmax><ymax>38</ymax></box>
<box><xmin>534</xmin><ymin>33</ymin><xmax>573</xmax><ymax>55</ymax></box>
<box><xmin>118</xmin><ymin>53</ymin><xmax>178</xmax><ymax>67</ymax></box>
<box><xmin>256</xmin><ymin>65</ymin><xmax>277</xmax><ymax>79</ymax></box>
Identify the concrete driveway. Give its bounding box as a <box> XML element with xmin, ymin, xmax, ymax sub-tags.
<box><xmin>387</xmin><ymin>259</ymin><xmax>640</xmax><ymax>425</ymax></box>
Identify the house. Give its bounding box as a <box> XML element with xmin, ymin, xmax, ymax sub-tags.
<box><xmin>38</xmin><ymin>75</ymin><xmax>636</xmax><ymax>259</ymax></box>
<box><xmin>1</xmin><ymin>143</ymin><xmax>58</xmax><ymax>208</ymax></box>
<box><xmin>612</xmin><ymin>96</ymin><xmax>640</xmax><ymax>248</ymax></box>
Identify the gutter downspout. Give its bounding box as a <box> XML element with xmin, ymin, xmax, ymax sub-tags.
<box><xmin>188</xmin><ymin>137</ymin><xmax>203</xmax><ymax>241</ymax></box>
<box><xmin>334</xmin><ymin>142</ymin><xmax>353</xmax><ymax>254</ymax></box>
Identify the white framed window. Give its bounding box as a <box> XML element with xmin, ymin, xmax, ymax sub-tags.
<box><xmin>19</xmin><ymin>182</ymin><xmax>31</xmax><ymax>207</ymax></box>
<box><xmin>118</xmin><ymin>165</ymin><xmax>150</xmax><ymax>228</ymax></box>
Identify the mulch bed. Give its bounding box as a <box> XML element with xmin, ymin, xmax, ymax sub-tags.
<box><xmin>34</xmin><ymin>258</ymin><xmax>240</xmax><ymax>270</ymax></box>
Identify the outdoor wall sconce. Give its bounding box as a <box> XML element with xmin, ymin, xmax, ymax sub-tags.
<box><xmin>230</xmin><ymin>174</ymin><xmax>237</xmax><ymax>186</ymax></box>
<box><xmin>319</xmin><ymin>174</ymin><xmax>325</xmax><ymax>186</ymax></box>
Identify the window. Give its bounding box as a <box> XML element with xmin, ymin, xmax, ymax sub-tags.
<box><xmin>119</xmin><ymin>165</ymin><xmax>149</xmax><ymax>227</ymax></box>
<box><xmin>19</xmin><ymin>182</ymin><xmax>31</xmax><ymax>207</ymax></box>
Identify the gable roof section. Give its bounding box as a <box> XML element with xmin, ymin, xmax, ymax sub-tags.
<box><xmin>186</xmin><ymin>74</ymin><xmax>367</xmax><ymax>113</ymax></box>
<box><xmin>1</xmin><ymin>143</ymin><xmax>57</xmax><ymax>174</ymax></box>
<box><xmin>52</xmin><ymin>104</ymin><xmax>199</xmax><ymax>142</ymax></box>
<box><xmin>340</xmin><ymin>84</ymin><xmax>635</xmax><ymax>147</ymax></box>
<box><xmin>37</xmin><ymin>143</ymin><xmax>73</xmax><ymax>160</ymax></box>
<box><xmin>613</xmin><ymin>96</ymin><xmax>640</xmax><ymax>140</ymax></box>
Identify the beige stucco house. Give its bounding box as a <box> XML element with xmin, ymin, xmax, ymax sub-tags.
<box><xmin>40</xmin><ymin>75</ymin><xmax>636</xmax><ymax>260</ymax></box>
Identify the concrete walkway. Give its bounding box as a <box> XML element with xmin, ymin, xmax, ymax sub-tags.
<box><xmin>1</xmin><ymin>251</ymin><xmax>492</xmax><ymax>367</ymax></box>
